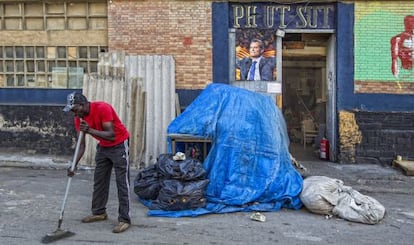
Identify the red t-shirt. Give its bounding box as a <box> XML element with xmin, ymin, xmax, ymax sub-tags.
<box><xmin>74</xmin><ymin>101</ymin><xmax>129</xmax><ymax>147</ymax></box>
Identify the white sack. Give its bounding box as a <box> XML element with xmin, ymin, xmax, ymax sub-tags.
<box><xmin>299</xmin><ymin>176</ymin><xmax>386</xmax><ymax>224</ymax></box>
<box><xmin>300</xmin><ymin>176</ymin><xmax>343</xmax><ymax>215</ymax></box>
<box><xmin>333</xmin><ymin>186</ymin><xmax>386</xmax><ymax>224</ymax></box>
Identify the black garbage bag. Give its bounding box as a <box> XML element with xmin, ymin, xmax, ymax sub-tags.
<box><xmin>157</xmin><ymin>154</ymin><xmax>207</xmax><ymax>181</ymax></box>
<box><xmin>151</xmin><ymin>179</ymin><xmax>210</xmax><ymax>211</ymax></box>
<box><xmin>133</xmin><ymin>164</ymin><xmax>161</xmax><ymax>200</ymax></box>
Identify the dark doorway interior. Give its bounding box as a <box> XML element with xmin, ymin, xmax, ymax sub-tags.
<box><xmin>281</xmin><ymin>33</ymin><xmax>330</xmax><ymax>160</ymax></box>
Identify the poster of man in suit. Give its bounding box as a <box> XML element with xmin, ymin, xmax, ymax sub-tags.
<box><xmin>235</xmin><ymin>29</ymin><xmax>276</xmax><ymax>81</ymax></box>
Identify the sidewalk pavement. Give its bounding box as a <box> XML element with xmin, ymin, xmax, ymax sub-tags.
<box><xmin>1</xmin><ymin>151</ymin><xmax>414</xmax><ymax>245</ymax></box>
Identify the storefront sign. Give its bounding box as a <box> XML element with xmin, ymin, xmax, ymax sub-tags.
<box><xmin>230</xmin><ymin>3</ymin><xmax>335</xmax><ymax>30</ymax></box>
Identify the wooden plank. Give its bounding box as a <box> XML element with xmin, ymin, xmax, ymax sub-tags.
<box><xmin>169</xmin><ymin>134</ymin><xmax>212</xmax><ymax>161</ymax></box>
<box><xmin>392</xmin><ymin>160</ymin><xmax>414</xmax><ymax>176</ymax></box>
<box><xmin>175</xmin><ymin>93</ymin><xmax>181</xmax><ymax>117</ymax></box>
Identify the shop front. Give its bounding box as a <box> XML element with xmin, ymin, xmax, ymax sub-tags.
<box><xmin>212</xmin><ymin>2</ymin><xmax>339</xmax><ymax>160</ymax></box>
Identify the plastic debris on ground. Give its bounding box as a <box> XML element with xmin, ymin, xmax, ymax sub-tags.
<box><xmin>250</xmin><ymin>212</ymin><xmax>266</xmax><ymax>222</ymax></box>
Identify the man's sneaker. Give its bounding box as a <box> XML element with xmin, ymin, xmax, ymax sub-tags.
<box><xmin>81</xmin><ymin>213</ymin><xmax>108</xmax><ymax>223</ymax></box>
<box><xmin>112</xmin><ymin>222</ymin><xmax>130</xmax><ymax>233</ymax></box>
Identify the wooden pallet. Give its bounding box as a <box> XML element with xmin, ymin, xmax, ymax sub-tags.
<box><xmin>392</xmin><ymin>160</ymin><xmax>414</xmax><ymax>176</ymax></box>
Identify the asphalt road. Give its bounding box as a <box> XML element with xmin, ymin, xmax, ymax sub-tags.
<box><xmin>1</xmin><ymin>159</ymin><xmax>414</xmax><ymax>245</ymax></box>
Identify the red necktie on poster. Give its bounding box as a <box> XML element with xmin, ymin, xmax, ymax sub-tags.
<box><xmin>248</xmin><ymin>61</ymin><xmax>257</xmax><ymax>80</ymax></box>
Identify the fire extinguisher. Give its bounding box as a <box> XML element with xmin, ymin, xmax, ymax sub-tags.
<box><xmin>320</xmin><ymin>137</ymin><xmax>329</xmax><ymax>160</ymax></box>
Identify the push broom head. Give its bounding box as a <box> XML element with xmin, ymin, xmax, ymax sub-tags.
<box><xmin>41</xmin><ymin>228</ymin><xmax>75</xmax><ymax>244</ymax></box>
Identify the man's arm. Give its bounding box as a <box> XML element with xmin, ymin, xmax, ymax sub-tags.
<box><xmin>81</xmin><ymin>120</ymin><xmax>115</xmax><ymax>142</ymax></box>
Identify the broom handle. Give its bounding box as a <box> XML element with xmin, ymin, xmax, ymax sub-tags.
<box><xmin>58</xmin><ymin>131</ymin><xmax>84</xmax><ymax>229</ymax></box>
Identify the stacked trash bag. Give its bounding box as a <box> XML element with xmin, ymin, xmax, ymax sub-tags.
<box><xmin>134</xmin><ymin>153</ymin><xmax>209</xmax><ymax>211</ymax></box>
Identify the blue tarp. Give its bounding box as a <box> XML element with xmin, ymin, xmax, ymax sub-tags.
<box><xmin>144</xmin><ymin>83</ymin><xmax>303</xmax><ymax>217</ymax></box>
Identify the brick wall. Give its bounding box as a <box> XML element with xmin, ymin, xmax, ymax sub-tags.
<box><xmin>355</xmin><ymin>81</ymin><xmax>414</xmax><ymax>94</ymax></box>
<box><xmin>348</xmin><ymin>111</ymin><xmax>414</xmax><ymax>165</ymax></box>
<box><xmin>108</xmin><ymin>0</ymin><xmax>213</xmax><ymax>89</ymax></box>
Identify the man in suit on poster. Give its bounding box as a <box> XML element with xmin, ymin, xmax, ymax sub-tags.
<box><xmin>236</xmin><ymin>38</ymin><xmax>276</xmax><ymax>81</ymax></box>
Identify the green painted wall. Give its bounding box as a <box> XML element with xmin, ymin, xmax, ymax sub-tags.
<box><xmin>355</xmin><ymin>1</ymin><xmax>414</xmax><ymax>82</ymax></box>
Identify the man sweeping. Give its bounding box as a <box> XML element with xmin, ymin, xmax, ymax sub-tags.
<box><xmin>64</xmin><ymin>91</ymin><xmax>131</xmax><ymax>233</ymax></box>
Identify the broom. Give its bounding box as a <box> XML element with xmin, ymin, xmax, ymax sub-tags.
<box><xmin>41</xmin><ymin>131</ymin><xmax>84</xmax><ymax>243</ymax></box>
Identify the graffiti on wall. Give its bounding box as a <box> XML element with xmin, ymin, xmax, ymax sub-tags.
<box><xmin>391</xmin><ymin>15</ymin><xmax>414</xmax><ymax>79</ymax></box>
<box><xmin>354</xmin><ymin>2</ymin><xmax>414</xmax><ymax>94</ymax></box>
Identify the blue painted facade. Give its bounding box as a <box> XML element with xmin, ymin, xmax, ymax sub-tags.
<box><xmin>0</xmin><ymin>88</ymin><xmax>76</xmax><ymax>105</ymax></box>
<box><xmin>212</xmin><ymin>2</ymin><xmax>230</xmax><ymax>84</ymax></box>
<box><xmin>209</xmin><ymin>2</ymin><xmax>414</xmax><ymax>164</ymax></box>
<box><xmin>213</xmin><ymin>2</ymin><xmax>414</xmax><ymax>113</ymax></box>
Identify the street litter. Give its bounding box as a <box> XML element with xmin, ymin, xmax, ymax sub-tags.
<box><xmin>172</xmin><ymin>152</ymin><xmax>186</xmax><ymax>161</ymax></box>
<box><xmin>250</xmin><ymin>212</ymin><xmax>266</xmax><ymax>222</ymax></box>
<box><xmin>135</xmin><ymin>153</ymin><xmax>208</xmax><ymax>211</ymax></box>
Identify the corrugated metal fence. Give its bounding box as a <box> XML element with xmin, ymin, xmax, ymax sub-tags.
<box><xmin>81</xmin><ymin>52</ymin><xmax>175</xmax><ymax>169</ymax></box>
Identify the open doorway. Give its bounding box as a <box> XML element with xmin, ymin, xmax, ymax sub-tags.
<box><xmin>281</xmin><ymin>33</ymin><xmax>331</xmax><ymax>160</ymax></box>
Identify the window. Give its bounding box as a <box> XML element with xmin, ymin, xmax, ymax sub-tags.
<box><xmin>0</xmin><ymin>1</ymin><xmax>107</xmax><ymax>89</ymax></box>
<box><xmin>4</xmin><ymin>3</ymin><xmax>22</xmax><ymax>30</ymax></box>
<box><xmin>0</xmin><ymin>1</ymin><xmax>107</xmax><ymax>31</ymax></box>
<box><xmin>0</xmin><ymin>46</ymin><xmax>108</xmax><ymax>88</ymax></box>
